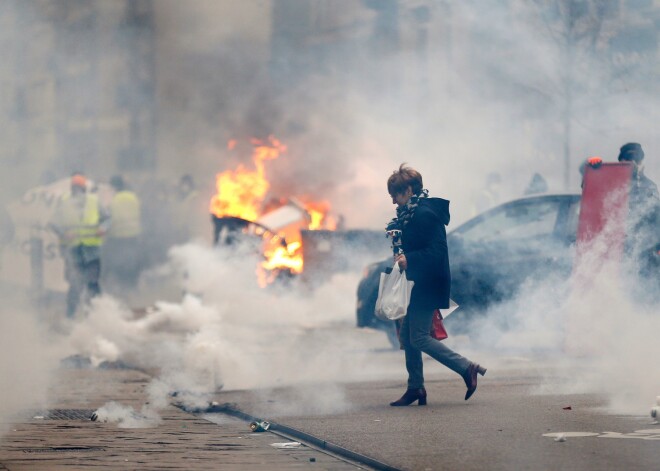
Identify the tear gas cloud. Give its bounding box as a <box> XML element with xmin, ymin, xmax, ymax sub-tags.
<box><xmin>1</xmin><ymin>0</ymin><xmax>659</xmax><ymax>423</ymax></box>
<box><xmin>184</xmin><ymin>0</ymin><xmax>659</xmax><ymax>417</ymax></box>
<box><xmin>466</xmin><ymin>203</ymin><xmax>660</xmax><ymax>415</ymax></box>
<box><xmin>0</xmin><ymin>293</ymin><xmax>56</xmax><ymax>437</ymax></box>
<box><xmin>67</xmin><ymin>241</ymin><xmax>397</xmax><ymax>418</ymax></box>
<box><xmin>1</xmin><ymin>1</ymin><xmax>658</xmax><ymax>222</ymax></box>
<box><xmin>92</xmin><ymin>401</ymin><xmax>161</xmax><ymax>429</ymax></box>
<box><xmin>70</xmin><ymin>235</ymin><xmax>658</xmax><ymax>420</ymax></box>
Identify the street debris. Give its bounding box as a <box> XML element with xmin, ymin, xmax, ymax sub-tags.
<box><xmin>554</xmin><ymin>434</ymin><xmax>566</xmax><ymax>442</ymax></box>
<box><xmin>249</xmin><ymin>420</ymin><xmax>271</xmax><ymax>432</ymax></box>
<box><xmin>270</xmin><ymin>442</ymin><xmax>302</xmax><ymax>449</ymax></box>
<box><xmin>562</xmin><ymin>406</ymin><xmax>572</xmax><ymax>410</ymax></box>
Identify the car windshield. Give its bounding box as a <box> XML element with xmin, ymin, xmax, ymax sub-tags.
<box><xmin>456</xmin><ymin>199</ymin><xmax>562</xmax><ymax>243</ymax></box>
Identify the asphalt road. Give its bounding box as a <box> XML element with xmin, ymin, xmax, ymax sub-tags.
<box><xmin>4</xmin><ymin>275</ymin><xmax>657</xmax><ymax>470</ymax></box>
<box><xmin>210</xmin><ymin>361</ymin><xmax>660</xmax><ymax>471</ymax></box>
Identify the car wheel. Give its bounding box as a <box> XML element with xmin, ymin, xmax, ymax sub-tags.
<box><xmin>356</xmin><ymin>290</ymin><xmax>379</xmax><ymax>328</ymax></box>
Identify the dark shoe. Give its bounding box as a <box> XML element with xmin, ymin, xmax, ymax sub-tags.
<box><xmin>390</xmin><ymin>388</ymin><xmax>427</xmax><ymax>406</ymax></box>
<box><xmin>463</xmin><ymin>363</ymin><xmax>487</xmax><ymax>401</ymax></box>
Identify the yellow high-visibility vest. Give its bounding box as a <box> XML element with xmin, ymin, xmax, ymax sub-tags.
<box><xmin>59</xmin><ymin>193</ymin><xmax>103</xmax><ymax>247</ymax></box>
<box><xmin>109</xmin><ymin>191</ymin><xmax>141</xmax><ymax>238</ymax></box>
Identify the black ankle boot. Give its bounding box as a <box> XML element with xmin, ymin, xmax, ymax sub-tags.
<box><xmin>390</xmin><ymin>388</ymin><xmax>427</xmax><ymax>406</ymax></box>
<box><xmin>463</xmin><ymin>363</ymin><xmax>487</xmax><ymax>401</ymax></box>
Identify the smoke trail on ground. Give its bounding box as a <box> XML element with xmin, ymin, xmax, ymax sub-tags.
<box><xmin>66</xmin><ymin>240</ymin><xmax>398</xmax><ymax>418</ymax></box>
<box><xmin>93</xmin><ymin>401</ymin><xmax>161</xmax><ymax>429</ymax></box>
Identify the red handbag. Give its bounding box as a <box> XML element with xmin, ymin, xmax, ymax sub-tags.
<box><xmin>394</xmin><ymin>309</ymin><xmax>448</xmax><ymax>350</ymax></box>
<box><xmin>431</xmin><ymin>309</ymin><xmax>448</xmax><ymax>340</ymax></box>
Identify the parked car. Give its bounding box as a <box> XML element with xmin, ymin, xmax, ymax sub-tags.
<box><xmin>357</xmin><ymin>193</ymin><xmax>583</xmax><ymax>346</ymax></box>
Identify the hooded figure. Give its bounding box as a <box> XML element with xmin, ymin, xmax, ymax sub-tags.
<box><xmin>617</xmin><ymin>142</ymin><xmax>659</xmax><ymax>211</ymax></box>
<box><xmin>524</xmin><ymin>173</ymin><xmax>549</xmax><ymax>195</ymax></box>
<box><xmin>103</xmin><ymin>175</ymin><xmax>143</xmax><ymax>294</ymax></box>
<box><xmin>386</xmin><ymin>164</ymin><xmax>485</xmax><ymax>407</ymax></box>
<box><xmin>617</xmin><ymin>143</ymin><xmax>660</xmax><ymax>295</ymax></box>
<box><xmin>397</xmin><ymin>196</ymin><xmax>452</xmax><ymax>311</ymax></box>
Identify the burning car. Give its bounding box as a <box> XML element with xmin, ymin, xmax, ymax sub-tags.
<box><xmin>208</xmin><ymin>136</ymin><xmax>341</xmax><ymax>286</ymax></box>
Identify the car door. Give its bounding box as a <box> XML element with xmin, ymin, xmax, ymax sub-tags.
<box><xmin>448</xmin><ymin>195</ymin><xmax>576</xmax><ymax>309</ymax></box>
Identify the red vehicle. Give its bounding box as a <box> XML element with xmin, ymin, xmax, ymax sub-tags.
<box><xmin>575</xmin><ymin>162</ymin><xmax>634</xmax><ymax>270</ymax></box>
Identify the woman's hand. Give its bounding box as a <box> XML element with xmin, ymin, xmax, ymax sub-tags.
<box><xmin>394</xmin><ymin>254</ymin><xmax>407</xmax><ymax>270</ymax></box>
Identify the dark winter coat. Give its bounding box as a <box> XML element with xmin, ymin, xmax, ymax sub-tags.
<box><xmin>401</xmin><ymin>197</ymin><xmax>451</xmax><ymax>311</ymax></box>
<box><xmin>628</xmin><ymin>173</ymin><xmax>660</xmax><ymax>253</ymax></box>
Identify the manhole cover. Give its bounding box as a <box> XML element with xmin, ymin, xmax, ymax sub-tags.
<box><xmin>33</xmin><ymin>409</ymin><xmax>96</xmax><ymax>420</ymax></box>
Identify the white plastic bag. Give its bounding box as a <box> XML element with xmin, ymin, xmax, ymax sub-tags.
<box><xmin>375</xmin><ymin>262</ymin><xmax>414</xmax><ymax>321</ymax></box>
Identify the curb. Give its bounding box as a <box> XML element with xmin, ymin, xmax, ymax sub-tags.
<box><xmin>178</xmin><ymin>402</ymin><xmax>402</xmax><ymax>471</ymax></box>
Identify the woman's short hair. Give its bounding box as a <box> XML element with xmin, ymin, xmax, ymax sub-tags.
<box><xmin>387</xmin><ymin>164</ymin><xmax>423</xmax><ymax>196</ymax></box>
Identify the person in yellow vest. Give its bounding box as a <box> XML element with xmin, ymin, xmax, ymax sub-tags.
<box><xmin>103</xmin><ymin>175</ymin><xmax>142</xmax><ymax>294</ymax></box>
<box><xmin>49</xmin><ymin>173</ymin><xmax>110</xmax><ymax>318</ymax></box>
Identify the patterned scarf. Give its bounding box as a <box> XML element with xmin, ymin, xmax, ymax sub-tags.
<box><xmin>386</xmin><ymin>189</ymin><xmax>429</xmax><ymax>254</ymax></box>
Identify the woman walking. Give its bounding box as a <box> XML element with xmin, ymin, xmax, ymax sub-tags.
<box><xmin>386</xmin><ymin>164</ymin><xmax>486</xmax><ymax>406</ymax></box>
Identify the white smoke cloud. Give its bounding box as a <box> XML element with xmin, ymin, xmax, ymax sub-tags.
<box><xmin>2</xmin><ymin>0</ymin><xmax>658</xmax><ymax>431</ymax></box>
<box><xmin>63</xmin><ymin>240</ymin><xmax>398</xmax><ymax>419</ymax></box>
<box><xmin>93</xmin><ymin>401</ymin><xmax>161</xmax><ymax>429</ymax></box>
<box><xmin>58</xmin><ymin>218</ymin><xmax>657</xmax><ymax>423</ymax></box>
<box><xmin>464</xmin><ymin>208</ymin><xmax>660</xmax><ymax>416</ymax></box>
<box><xmin>0</xmin><ymin>295</ymin><xmax>56</xmax><ymax>438</ymax></box>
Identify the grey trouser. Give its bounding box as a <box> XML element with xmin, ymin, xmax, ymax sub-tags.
<box><xmin>64</xmin><ymin>245</ymin><xmax>101</xmax><ymax>318</ymax></box>
<box><xmin>399</xmin><ymin>306</ymin><xmax>471</xmax><ymax>389</ymax></box>
<box><xmin>102</xmin><ymin>236</ymin><xmax>142</xmax><ymax>291</ymax></box>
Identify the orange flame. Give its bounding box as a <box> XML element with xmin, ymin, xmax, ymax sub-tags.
<box><xmin>262</xmin><ymin>241</ymin><xmax>303</xmax><ymax>272</ymax></box>
<box><xmin>209</xmin><ymin>136</ymin><xmax>286</xmax><ymax>221</ymax></box>
<box><xmin>302</xmin><ymin>200</ymin><xmax>337</xmax><ymax>230</ymax></box>
<box><xmin>210</xmin><ymin>136</ymin><xmax>338</xmax><ymax>285</ymax></box>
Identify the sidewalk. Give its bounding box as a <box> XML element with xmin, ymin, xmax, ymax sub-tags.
<box><xmin>0</xmin><ymin>367</ymin><xmax>361</xmax><ymax>470</ymax></box>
